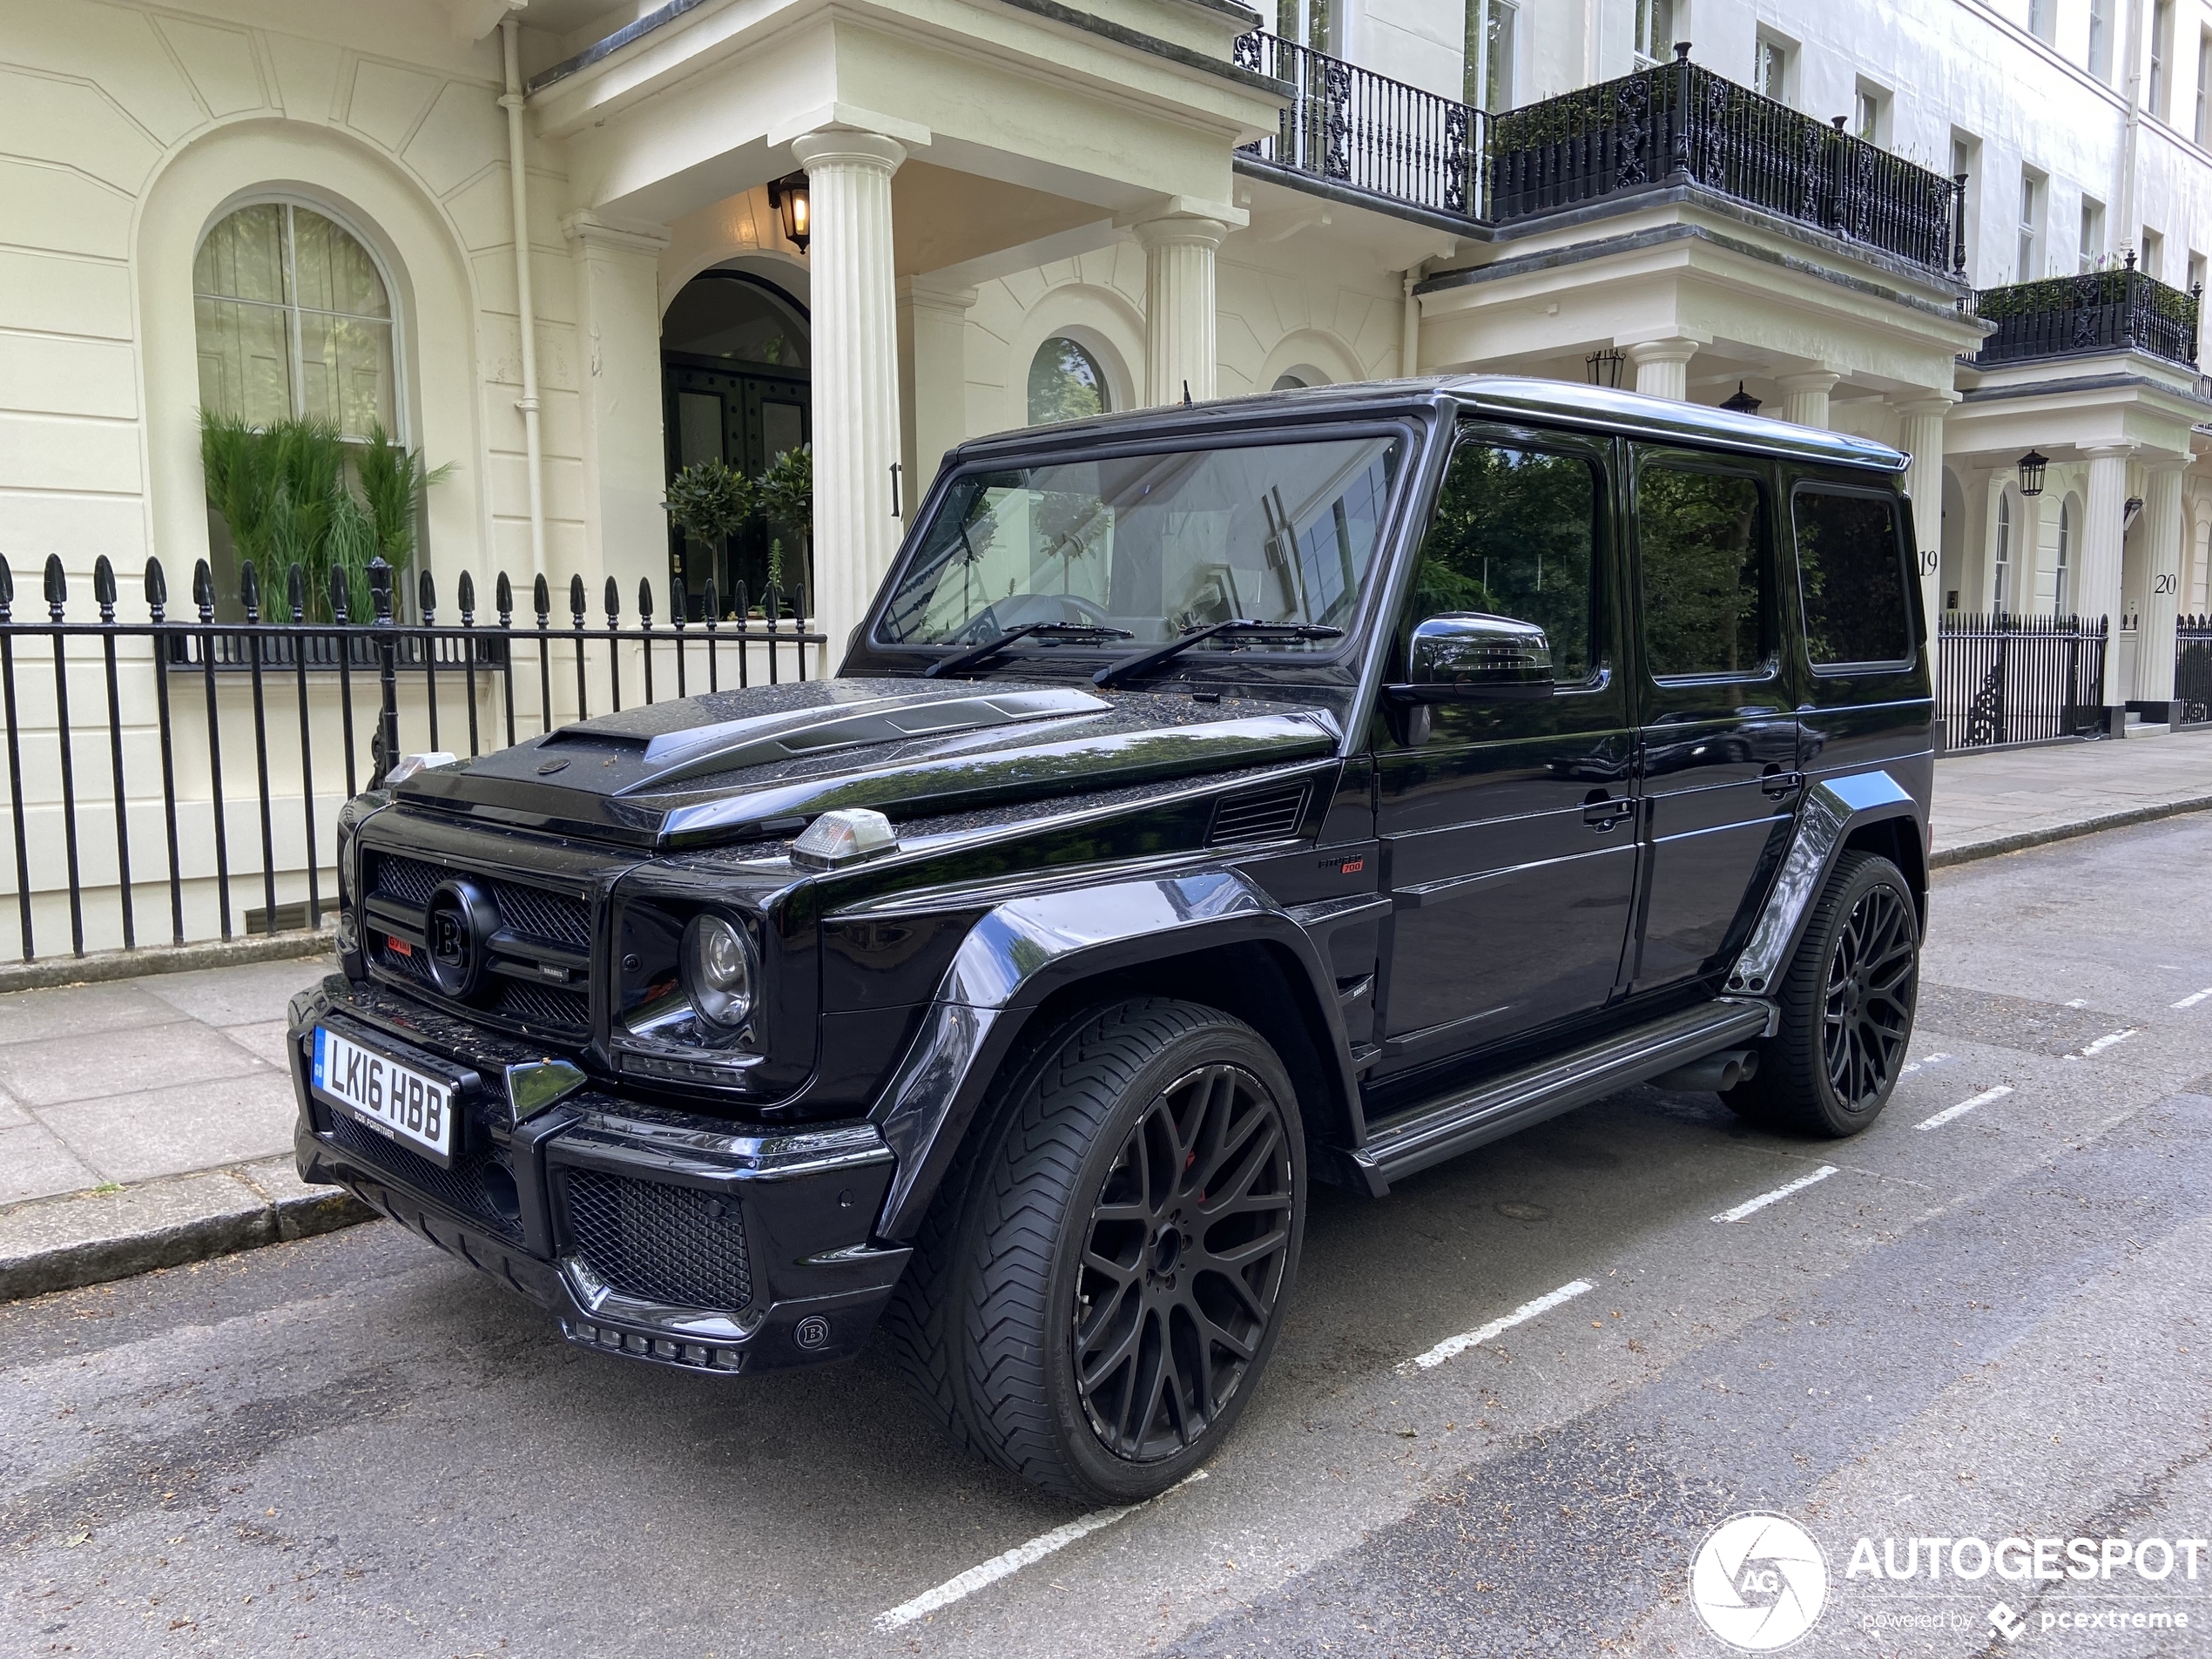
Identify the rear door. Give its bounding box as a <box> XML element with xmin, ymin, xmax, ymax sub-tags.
<box><xmin>1628</xmin><ymin>447</ymin><xmax>1801</xmax><ymax>992</ymax></box>
<box><xmin>1371</xmin><ymin>422</ymin><xmax>1638</xmax><ymax>1066</ymax></box>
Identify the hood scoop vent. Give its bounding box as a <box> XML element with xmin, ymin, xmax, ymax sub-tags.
<box><xmin>1208</xmin><ymin>782</ymin><xmax>1310</xmax><ymax>846</ymax></box>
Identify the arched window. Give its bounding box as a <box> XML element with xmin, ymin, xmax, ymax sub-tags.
<box><xmin>1993</xmin><ymin>489</ymin><xmax>2013</xmax><ymax>612</ymax></box>
<box><xmin>1027</xmin><ymin>337</ymin><xmax>1109</xmax><ymax>425</ymax></box>
<box><xmin>194</xmin><ymin>201</ymin><xmax>396</xmax><ymax>439</ymax></box>
<box><xmin>1272</xmin><ymin>373</ymin><xmax>1310</xmax><ymax>391</ymax></box>
<box><xmin>2054</xmin><ymin>497</ymin><xmax>2074</xmax><ymax>615</ymax></box>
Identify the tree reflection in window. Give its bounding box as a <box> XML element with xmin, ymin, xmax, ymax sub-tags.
<box><xmin>1412</xmin><ymin>441</ymin><xmax>1598</xmax><ymax>682</ymax></box>
<box><xmin>1638</xmin><ymin>465</ymin><xmax>1768</xmax><ymax>679</ymax></box>
<box><xmin>1028</xmin><ymin>337</ymin><xmax>1109</xmax><ymax>425</ymax></box>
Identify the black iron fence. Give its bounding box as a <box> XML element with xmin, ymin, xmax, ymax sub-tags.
<box><xmin>0</xmin><ymin>551</ymin><xmax>821</xmax><ymax>966</ymax></box>
<box><xmin>1973</xmin><ymin>257</ymin><xmax>2203</xmax><ymax>369</ymax></box>
<box><xmin>1233</xmin><ymin>31</ymin><xmax>1486</xmax><ymax>220</ymax></box>
<box><xmin>1937</xmin><ymin>611</ymin><xmax>2110</xmax><ymax>751</ymax></box>
<box><xmin>2179</xmin><ymin>616</ymin><xmax>2212</xmax><ymax>724</ymax></box>
<box><xmin>1230</xmin><ymin>35</ymin><xmax>1966</xmax><ymax>276</ymax></box>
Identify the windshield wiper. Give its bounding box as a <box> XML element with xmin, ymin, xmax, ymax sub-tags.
<box><xmin>923</xmin><ymin>620</ymin><xmax>1134</xmax><ymax>678</ymax></box>
<box><xmin>1091</xmin><ymin>617</ymin><xmax>1345</xmax><ymax>689</ymax></box>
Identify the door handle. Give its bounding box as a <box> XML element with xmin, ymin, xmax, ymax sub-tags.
<box><xmin>1761</xmin><ymin>768</ymin><xmax>1804</xmax><ymax>800</ymax></box>
<box><xmin>1582</xmin><ymin>792</ymin><xmax>1633</xmax><ymax>832</ymax></box>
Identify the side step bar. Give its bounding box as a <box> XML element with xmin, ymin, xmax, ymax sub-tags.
<box><xmin>1347</xmin><ymin>999</ymin><xmax>1774</xmax><ymax>1195</ymax></box>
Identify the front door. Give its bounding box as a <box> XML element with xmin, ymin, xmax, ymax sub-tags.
<box><xmin>1372</xmin><ymin>423</ymin><xmax>1639</xmax><ymax>1068</ymax></box>
<box><xmin>664</xmin><ymin>358</ymin><xmax>810</xmax><ymax>620</ymax></box>
<box><xmin>1627</xmin><ymin>448</ymin><xmax>1801</xmax><ymax>991</ymax></box>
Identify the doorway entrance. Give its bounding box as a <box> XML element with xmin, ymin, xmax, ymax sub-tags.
<box><xmin>661</xmin><ymin>270</ymin><xmax>811</xmax><ymax>621</ymax></box>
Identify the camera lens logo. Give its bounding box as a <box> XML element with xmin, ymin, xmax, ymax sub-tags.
<box><xmin>1689</xmin><ymin>1513</ymin><xmax>1829</xmax><ymax>1651</ymax></box>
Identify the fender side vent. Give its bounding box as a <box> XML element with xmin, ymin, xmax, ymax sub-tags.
<box><xmin>1209</xmin><ymin>783</ymin><xmax>1309</xmax><ymax>846</ymax></box>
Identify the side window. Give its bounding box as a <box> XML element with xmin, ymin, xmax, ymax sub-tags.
<box><xmin>1636</xmin><ymin>462</ymin><xmax>1770</xmax><ymax>680</ymax></box>
<box><xmin>1793</xmin><ymin>487</ymin><xmax>1915</xmax><ymax>668</ymax></box>
<box><xmin>1412</xmin><ymin>438</ymin><xmax>1601</xmax><ymax>683</ymax></box>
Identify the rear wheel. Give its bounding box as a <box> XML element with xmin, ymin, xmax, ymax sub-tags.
<box><xmin>887</xmin><ymin>999</ymin><xmax>1305</xmax><ymax>1502</ymax></box>
<box><xmin>1725</xmin><ymin>850</ymin><xmax>1919</xmax><ymax>1136</ymax></box>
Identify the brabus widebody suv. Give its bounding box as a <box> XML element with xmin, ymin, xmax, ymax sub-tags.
<box><xmin>288</xmin><ymin>376</ymin><xmax>1932</xmax><ymax>1501</ymax></box>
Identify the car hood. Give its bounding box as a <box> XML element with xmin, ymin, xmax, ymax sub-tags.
<box><xmin>392</xmin><ymin>678</ymin><xmax>1342</xmax><ymax>849</ymax></box>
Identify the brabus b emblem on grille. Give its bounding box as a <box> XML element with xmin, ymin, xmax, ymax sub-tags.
<box><xmin>424</xmin><ymin>878</ymin><xmax>496</xmax><ymax>1000</ymax></box>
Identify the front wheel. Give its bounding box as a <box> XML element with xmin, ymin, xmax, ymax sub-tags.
<box><xmin>1725</xmin><ymin>850</ymin><xmax>1920</xmax><ymax>1136</ymax></box>
<box><xmin>900</xmin><ymin>999</ymin><xmax>1306</xmax><ymax>1502</ymax></box>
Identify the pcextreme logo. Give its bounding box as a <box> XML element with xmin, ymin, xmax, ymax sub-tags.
<box><xmin>1690</xmin><ymin>1513</ymin><xmax>1831</xmax><ymax>1651</ymax></box>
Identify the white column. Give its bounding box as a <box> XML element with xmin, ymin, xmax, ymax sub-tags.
<box><xmin>1625</xmin><ymin>336</ymin><xmax>1698</xmax><ymax>401</ymax></box>
<box><xmin>2079</xmin><ymin>444</ymin><xmax>2134</xmax><ymax>641</ymax></box>
<box><xmin>2013</xmin><ymin>488</ymin><xmax>2045</xmax><ymax>616</ymax></box>
<box><xmin>897</xmin><ymin>277</ymin><xmax>976</xmax><ymax>513</ymax></box>
<box><xmin>2133</xmin><ymin>458</ymin><xmax>2188</xmax><ymax>701</ymax></box>
<box><xmin>1132</xmin><ymin>211</ymin><xmax>1231</xmax><ymax>406</ymax></box>
<box><xmin>561</xmin><ymin>211</ymin><xmax>672</xmax><ymax>606</ymax></box>
<box><xmin>1777</xmin><ymin>370</ymin><xmax>1840</xmax><ymax>429</ymax></box>
<box><xmin>792</xmin><ymin>129</ymin><xmax>907</xmax><ymax>666</ymax></box>
<box><xmin>1893</xmin><ymin>395</ymin><xmax>1955</xmax><ymax>649</ymax></box>
<box><xmin>1401</xmin><ymin>266</ymin><xmax>1423</xmax><ymax>376</ymax></box>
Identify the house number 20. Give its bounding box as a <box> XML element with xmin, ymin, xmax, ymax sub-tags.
<box><xmin>2155</xmin><ymin>573</ymin><xmax>2179</xmax><ymax>594</ymax></box>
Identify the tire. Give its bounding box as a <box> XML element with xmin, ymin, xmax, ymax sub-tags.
<box><xmin>884</xmin><ymin>998</ymin><xmax>1306</xmax><ymax>1502</ymax></box>
<box><xmin>1724</xmin><ymin>850</ymin><xmax>1920</xmax><ymax>1137</ymax></box>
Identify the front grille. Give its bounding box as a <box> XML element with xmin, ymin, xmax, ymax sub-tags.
<box><xmin>495</xmin><ymin>979</ymin><xmax>591</xmax><ymax>1031</ymax></box>
<box><xmin>563</xmin><ymin>1169</ymin><xmax>752</xmax><ymax>1311</ymax></box>
<box><xmin>1209</xmin><ymin>782</ymin><xmax>1309</xmax><ymax>846</ymax></box>
<box><xmin>362</xmin><ymin>852</ymin><xmax>593</xmax><ymax>1037</ymax></box>
<box><xmin>325</xmin><ymin>1109</ymin><xmax>523</xmax><ymax>1240</ymax></box>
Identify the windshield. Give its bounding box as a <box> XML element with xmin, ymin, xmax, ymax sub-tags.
<box><xmin>876</xmin><ymin>435</ymin><xmax>1405</xmax><ymax>656</ymax></box>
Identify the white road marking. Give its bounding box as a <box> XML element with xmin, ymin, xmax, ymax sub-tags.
<box><xmin>1711</xmin><ymin>1165</ymin><xmax>1839</xmax><ymax>1224</ymax></box>
<box><xmin>873</xmin><ymin>1472</ymin><xmax>1208</xmax><ymax>1629</ymax></box>
<box><xmin>1402</xmin><ymin>1278</ymin><xmax>1595</xmax><ymax>1373</ymax></box>
<box><xmin>1901</xmin><ymin>1052</ymin><xmax>1951</xmax><ymax>1075</ymax></box>
<box><xmin>2065</xmin><ymin>998</ymin><xmax>2089</xmax><ymax>1008</ymax></box>
<box><xmin>2174</xmin><ymin>988</ymin><xmax>2212</xmax><ymax>1009</ymax></box>
<box><xmin>1915</xmin><ymin>1085</ymin><xmax>2013</xmax><ymax>1130</ymax></box>
<box><xmin>2067</xmin><ymin>1028</ymin><xmax>2139</xmax><ymax>1059</ymax></box>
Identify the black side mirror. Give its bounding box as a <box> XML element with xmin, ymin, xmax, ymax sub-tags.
<box><xmin>1386</xmin><ymin>612</ymin><xmax>1554</xmax><ymax>705</ymax></box>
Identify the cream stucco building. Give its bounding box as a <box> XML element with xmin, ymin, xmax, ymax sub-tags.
<box><xmin>4</xmin><ymin>0</ymin><xmax>2212</xmax><ymax>953</ymax></box>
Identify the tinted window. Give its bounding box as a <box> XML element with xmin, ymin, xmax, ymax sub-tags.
<box><xmin>1413</xmin><ymin>440</ymin><xmax>1600</xmax><ymax>682</ymax></box>
<box><xmin>1637</xmin><ymin>465</ymin><xmax>1768</xmax><ymax>679</ymax></box>
<box><xmin>1794</xmin><ymin>488</ymin><xmax>1913</xmax><ymax>666</ymax></box>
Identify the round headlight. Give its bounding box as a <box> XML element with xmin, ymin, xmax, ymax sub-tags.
<box><xmin>681</xmin><ymin>914</ymin><xmax>756</xmax><ymax>1035</ymax></box>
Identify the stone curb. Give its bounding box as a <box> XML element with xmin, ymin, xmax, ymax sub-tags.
<box><xmin>1930</xmin><ymin>792</ymin><xmax>2212</xmax><ymax>870</ymax></box>
<box><xmin>0</xmin><ymin>927</ymin><xmax>336</xmax><ymax>995</ymax></box>
<box><xmin>0</xmin><ymin>1157</ymin><xmax>374</xmax><ymax>1303</ymax></box>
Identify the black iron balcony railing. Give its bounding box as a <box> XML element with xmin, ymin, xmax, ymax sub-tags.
<box><xmin>1233</xmin><ymin>31</ymin><xmax>1485</xmax><ymax>221</ymax></box>
<box><xmin>1485</xmin><ymin>46</ymin><xmax>1964</xmax><ymax>271</ymax></box>
<box><xmin>1231</xmin><ymin>37</ymin><xmax>1966</xmax><ymax>278</ymax></box>
<box><xmin>1972</xmin><ymin>255</ymin><xmax>2203</xmax><ymax>368</ymax></box>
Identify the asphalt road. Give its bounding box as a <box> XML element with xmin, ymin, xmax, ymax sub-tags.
<box><xmin>10</xmin><ymin>814</ymin><xmax>2212</xmax><ymax>1659</ymax></box>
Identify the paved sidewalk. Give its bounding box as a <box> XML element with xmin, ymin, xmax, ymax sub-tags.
<box><xmin>2</xmin><ymin>728</ymin><xmax>2209</xmax><ymax>1298</ymax></box>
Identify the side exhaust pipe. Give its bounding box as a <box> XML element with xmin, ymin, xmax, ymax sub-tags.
<box><xmin>1652</xmin><ymin>1049</ymin><xmax>1760</xmax><ymax>1094</ymax></box>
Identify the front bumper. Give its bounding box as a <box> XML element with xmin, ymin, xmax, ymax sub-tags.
<box><xmin>287</xmin><ymin>976</ymin><xmax>910</xmax><ymax>1376</ymax></box>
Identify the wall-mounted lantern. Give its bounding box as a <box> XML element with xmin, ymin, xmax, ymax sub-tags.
<box><xmin>767</xmin><ymin>173</ymin><xmax>812</xmax><ymax>254</ymax></box>
<box><xmin>2016</xmin><ymin>449</ymin><xmax>2049</xmax><ymax>496</ymax></box>
<box><xmin>1722</xmin><ymin>381</ymin><xmax>1763</xmax><ymax>415</ymax></box>
<box><xmin>1585</xmin><ymin>348</ymin><xmax>1625</xmax><ymax>389</ymax></box>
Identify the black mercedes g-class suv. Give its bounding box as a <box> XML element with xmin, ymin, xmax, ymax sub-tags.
<box><xmin>288</xmin><ymin>375</ymin><xmax>1931</xmax><ymax>1502</ymax></box>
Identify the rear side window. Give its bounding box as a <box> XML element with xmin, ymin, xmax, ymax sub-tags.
<box><xmin>1793</xmin><ymin>487</ymin><xmax>1914</xmax><ymax>668</ymax></box>
<box><xmin>1635</xmin><ymin>463</ymin><xmax>1770</xmax><ymax>680</ymax></box>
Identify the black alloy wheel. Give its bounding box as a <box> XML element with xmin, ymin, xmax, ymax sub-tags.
<box><xmin>1071</xmin><ymin>1062</ymin><xmax>1295</xmax><ymax>1464</ymax></box>
<box><xmin>1820</xmin><ymin>879</ymin><xmax>1917</xmax><ymax>1111</ymax></box>
<box><xmin>1724</xmin><ymin>849</ymin><xmax>1920</xmax><ymax>1136</ymax></box>
<box><xmin>882</xmin><ymin>998</ymin><xmax>1307</xmax><ymax>1502</ymax></box>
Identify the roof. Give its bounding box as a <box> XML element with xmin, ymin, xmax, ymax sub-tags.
<box><xmin>954</xmin><ymin>374</ymin><xmax>1910</xmax><ymax>474</ymax></box>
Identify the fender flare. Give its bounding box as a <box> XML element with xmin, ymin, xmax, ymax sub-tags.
<box><xmin>867</xmin><ymin>868</ymin><xmax>1358</xmax><ymax>1242</ymax></box>
<box><xmin>1725</xmin><ymin>770</ymin><xmax>1924</xmax><ymax>998</ymax></box>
